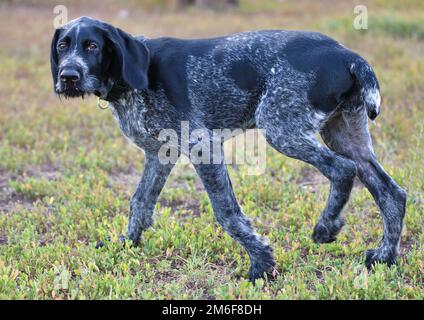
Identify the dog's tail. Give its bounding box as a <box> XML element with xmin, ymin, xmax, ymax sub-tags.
<box><xmin>349</xmin><ymin>58</ymin><xmax>381</xmax><ymax>120</ymax></box>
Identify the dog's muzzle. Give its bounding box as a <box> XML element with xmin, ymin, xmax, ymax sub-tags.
<box><xmin>56</xmin><ymin>66</ymin><xmax>85</xmax><ymax>97</ymax></box>
<box><xmin>60</xmin><ymin>68</ymin><xmax>81</xmax><ymax>84</ymax></box>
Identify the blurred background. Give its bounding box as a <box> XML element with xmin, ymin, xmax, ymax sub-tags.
<box><xmin>0</xmin><ymin>0</ymin><xmax>422</xmax><ymax>299</ymax></box>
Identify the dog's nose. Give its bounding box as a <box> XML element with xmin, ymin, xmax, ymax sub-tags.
<box><xmin>60</xmin><ymin>69</ymin><xmax>80</xmax><ymax>83</ymax></box>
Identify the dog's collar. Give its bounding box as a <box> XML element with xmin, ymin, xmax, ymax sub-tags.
<box><xmin>102</xmin><ymin>80</ymin><xmax>129</xmax><ymax>102</ymax></box>
<box><xmin>94</xmin><ymin>79</ymin><xmax>128</xmax><ymax>103</ymax></box>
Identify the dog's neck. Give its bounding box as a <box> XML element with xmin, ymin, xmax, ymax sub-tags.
<box><xmin>104</xmin><ymin>80</ymin><xmax>129</xmax><ymax>101</ymax></box>
<box><xmin>96</xmin><ymin>78</ymin><xmax>129</xmax><ymax>102</ymax></box>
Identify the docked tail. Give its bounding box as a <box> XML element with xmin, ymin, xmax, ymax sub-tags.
<box><xmin>349</xmin><ymin>59</ymin><xmax>381</xmax><ymax>120</ymax></box>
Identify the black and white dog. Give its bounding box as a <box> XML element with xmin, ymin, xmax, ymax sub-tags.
<box><xmin>51</xmin><ymin>16</ymin><xmax>406</xmax><ymax>281</ymax></box>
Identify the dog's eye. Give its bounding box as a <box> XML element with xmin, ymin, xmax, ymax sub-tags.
<box><xmin>57</xmin><ymin>42</ymin><xmax>68</xmax><ymax>51</ymax></box>
<box><xmin>86</xmin><ymin>42</ymin><xmax>98</xmax><ymax>52</ymax></box>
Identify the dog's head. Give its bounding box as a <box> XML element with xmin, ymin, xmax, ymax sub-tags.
<box><xmin>50</xmin><ymin>16</ymin><xmax>149</xmax><ymax>99</ymax></box>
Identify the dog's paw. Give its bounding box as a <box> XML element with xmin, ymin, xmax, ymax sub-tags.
<box><xmin>365</xmin><ymin>248</ymin><xmax>398</xmax><ymax>270</ymax></box>
<box><xmin>248</xmin><ymin>264</ymin><xmax>277</xmax><ymax>284</ymax></box>
<box><xmin>95</xmin><ymin>234</ymin><xmax>129</xmax><ymax>249</ymax></box>
<box><xmin>95</xmin><ymin>235</ymin><xmax>111</xmax><ymax>249</ymax></box>
<box><xmin>312</xmin><ymin>218</ymin><xmax>344</xmax><ymax>244</ymax></box>
<box><xmin>95</xmin><ymin>241</ymin><xmax>106</xmax><ymax>249</ymax></box>
<box><xmin>248</xmin><ymin>251</ymin><xmax>277</xmax><ymax>283</ymax></box>
<box><xmin>124</xmin><ymin>231</ymin><xmax>141</xmax><ymax>247</ymax></box>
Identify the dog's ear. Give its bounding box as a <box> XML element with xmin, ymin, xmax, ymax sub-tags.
<box><xmin>100</xmin><ymin>24</ymin><xmax>149</xmax><ymax>90</ymax></box>
<box><xmin>50</xmin><ymin>28</ymin><xmax>62</xmax><ymax>91</ymax></box>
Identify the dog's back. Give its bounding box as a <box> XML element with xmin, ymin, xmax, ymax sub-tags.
<box><xmin>144</xmin><ymin>30</ymin><xmax>380</xmax><ymax>129</ymax></box>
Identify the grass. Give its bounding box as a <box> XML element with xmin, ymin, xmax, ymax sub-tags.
<box><xmin>0</xmin><ymin>0</ymin><xmax>423</xmax><ymax>299</ymax></box>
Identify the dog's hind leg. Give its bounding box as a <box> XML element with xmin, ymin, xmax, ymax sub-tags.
<box><xmin>256</xmin><ymin>92</ymin><xmax>357</xmax><ymax>245</ymax></box>
<box><xmin>126</xmin><ymin>153</ymin><xmax>175</xmax><ymax>245</ymax></box>
<box><xmin>320</xmin><ymin>109</ymin><xmax>406</xmax><ymax>268</ymax></box>
<box><xmin>193</xmin><ymin>161</ymin><xmax>275</xmax><ymax>282</ymax></box>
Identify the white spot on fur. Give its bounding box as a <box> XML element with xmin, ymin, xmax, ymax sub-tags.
<box><xmin>365</xmin><ymin>88</ymin><xmax>381</xmax><ymax>106</ymax></box>
<box><xmin>75</xmin><ymin>24</ymin><xmax>81</xmax><ymax>39</ymax></box>
<box><xmin>364</xmin><ymin>88</ymin><xmax>381</xmax><ymax>114</ymax></box>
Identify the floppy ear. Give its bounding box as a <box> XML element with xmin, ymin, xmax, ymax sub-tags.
<box><xmin>50</xmin><ymin>28</ymin><xmax>62</xmax><ymax>90</ymax></box>
<box><xmin>101</xmin><ymin>24</ymin><xmax>149</xmax><ymax>90</ymax></box>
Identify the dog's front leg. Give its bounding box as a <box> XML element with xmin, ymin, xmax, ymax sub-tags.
<box><xmin>194</xmin><ymin>162</ymin><xmax>276</xmax><ymax>282</ymax></box>
<box><xmin>126</xmin><ymin>153</ymin><xmax>175</xmax><ymax>245</ymax></box>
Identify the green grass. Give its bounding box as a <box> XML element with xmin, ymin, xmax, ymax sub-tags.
<box><xmin>0</xmin><ymin>1</ymin><xmax>423</xmax><ymax>299</ymax></box>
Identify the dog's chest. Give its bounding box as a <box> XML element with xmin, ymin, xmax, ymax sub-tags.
<box><xmin>109</xmin><ymin>91</ymin><xmax>156</xmax><ymax>149</ymax></box>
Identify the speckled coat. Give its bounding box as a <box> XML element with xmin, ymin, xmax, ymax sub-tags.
<box><xmin>51</xmin><ymin>17</ymin><xmax>406</xmax><ymax>281</ymax></box>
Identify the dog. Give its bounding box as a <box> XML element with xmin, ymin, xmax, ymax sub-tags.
<box><xmin>50</xmin><ymin>16</ymin><xmax>407</xmax><ymax>281</ymax></box>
